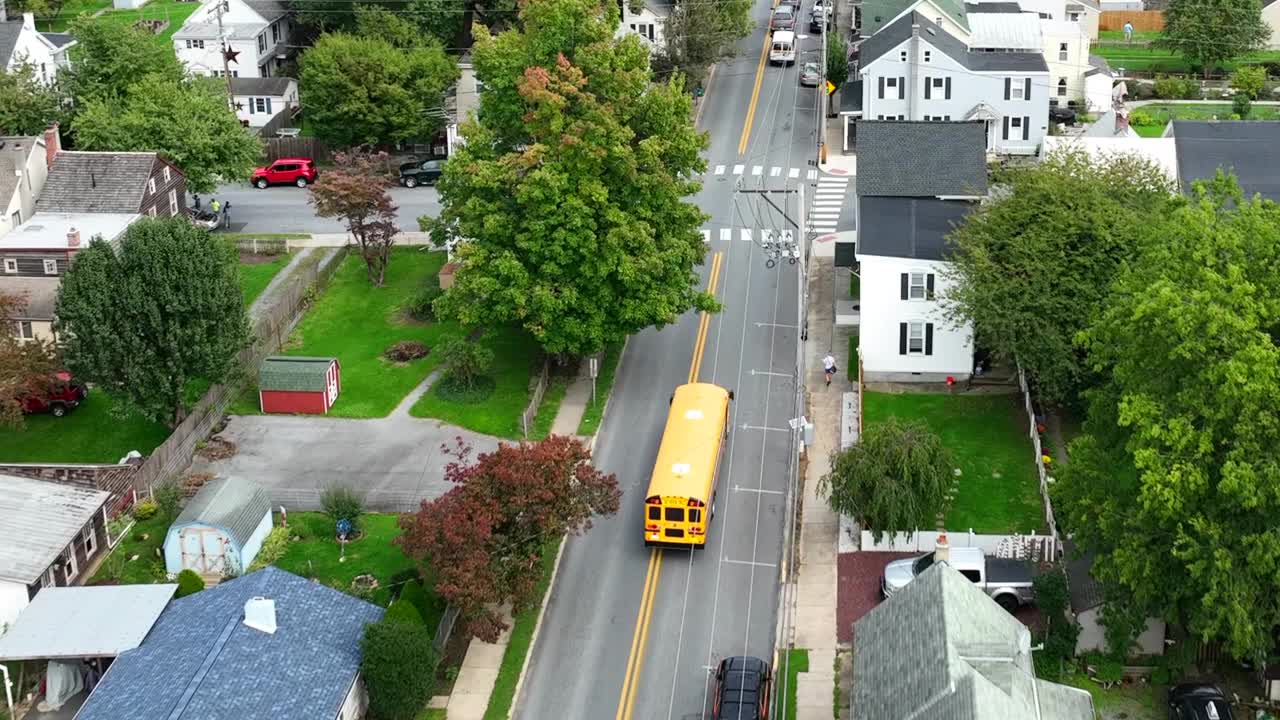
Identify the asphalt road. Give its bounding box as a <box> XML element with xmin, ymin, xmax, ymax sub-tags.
<box><xmin>202</xmin><ymin>182</ymin><xmax>442</xmax><ymax>234</ymax></box>
<box><xmin>515</xmin><ymin>6</ymin><xmax>822</xmax><ymax>719</ymax></box>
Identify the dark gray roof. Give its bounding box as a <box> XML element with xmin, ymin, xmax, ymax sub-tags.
<box><xmin>859</xmin><ymin>12</ymin><xmax>1049</xmax><ymax>71</ymax></box>
<box><xmin>1063</xmin><ymin>540</ymin><xmax>1102</xmax><ymax>612</ymax></box>
<box><xmin>858</xmin><ymin>196</ymin><xmax>975</xmax><ymax>260</ymax></box>
<box><xmin>172</xmin><ymin>477</ymin><xmax>272</xmax><ymax>552</ymax></box>
<box><xmin>1172</xmin><ymin>121</ymin><xmax>1280</xmax><ymax>201</ymax></box>
<box><xmin>1264</xmin><ymin>0</ymin><xmax>1276</xmax><ymax>8</ymax></box>
<box><xmin>229</xmin><ymin>77</ymin><xmax>294</xmax><ymax>96</ymax></box>
<box><xmin>76</xmin><ymin>567</ymin><xmax>384</xmax><ymax>720</ymax></box>
<box><xmin>965</xmin><ymin>2</ymin><xmax>1024</xmax><ymax>12</ymax></box>
<box><xmin>36</xmin><ymin>152</ymin><xmax>165</xmax><ymax>213</ymax></box>
<box><xmin>1084</xmin><ymin>53</ymin><xmax>1111</xmax><ymax>76</ymax></box>
<box><xmin>841</xmin><ymin>80</ymin><xmax>864</xmax><ymax>114</ymax></box>
<box><xmin>856</xmin><ymin>121</ymin><xmax>989</xmax><ymax>197</ymax></box>
<box><xmin>245</xmin><ymin>0</ymin><xmax>288</xmax><ymax>22</ymax></box>
<box><xmin>0</xmin><ymin>22</ymin><xmax>21</xmax><ymax>64</ymax></box>
<box><xmin>854</xmin><ymin>564</ymin><xmax>1095</xmax><ymax>720</ymax></box>
<box><xmin>40</xmin><ymin>32</ymin><xmax>74</xmax><ymax>48</ymax></box>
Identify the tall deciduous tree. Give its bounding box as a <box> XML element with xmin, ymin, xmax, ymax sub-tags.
<box><xmin>429</xmin><ymin>0</ymin><xmax>715</xmax><ymax>356</ymax></box>
<box><xmin>1157</xmin><ymin>0</ymin><xmax>1270</xmax><ymax>76</ymax></box>
<box><xmin>655</xmin><ymin>0</ymin><xmax>752</xmax><ymax>90</ymax></box>
<box><xmin>74</xmin><ymin>75</ymin><xmax>263</xmax><ymax>193</ymax></box>
<box><xmin>0</xmin><ymin>291</ymin><xmax>58</xmax><ymax>428</ymax></box>
<box><xmin>299</xmin><ymin>31</ymin><xmax>457</xmax><ymax>147</ymax></box>
<box><xmin>825</xmin><ymin>38</ymin><xmax>850</xmax><ymax>88</ymax></box>
<box><xmin>55</xmin><ymin>218</ymin><xmax>249</xmax><ymax>426</ymax></box>
<box><xmin>819</xmin><ymin>417</ymin><xmax>955</xmax><ymax>540</ymax></box>
<box><xmin>60</xmin><ymin>18</ymin><xmax>183</xmax><ymax>106</ymax></box>
<box><xmin>308</xmin><ymin>149</ymin><xmax>399</xmax><ymax>286</ymax></box>
<box><xmin>943</xmin><ymin>149</ymin><xmax>1175</xmax><ymax>407</ymax></box>
<box><xmin>1058</xmin><ymin>174</ymin><xmax>1280</xmax><ymax>662</ymax></box>
<box><xmin>397</xmin><ymin>436</ymin><xmax>620</xmax><ymax>642</ymax></box>
<box><xmin>0</xmin><ymin>64</ymin><xmax>62</xmax><ymax>136</ymax></box>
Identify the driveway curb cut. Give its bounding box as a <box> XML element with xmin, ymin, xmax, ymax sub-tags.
<box><xmin>505</xmin><ymin>533</ymin><xmax>567</xmax><ymax>719</ymax></box>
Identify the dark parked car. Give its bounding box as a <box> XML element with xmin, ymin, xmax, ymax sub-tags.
<box><xmin>1049</xmin><ymin>105</ymin><xmax>1077</xmax><ymax>125</ymax></box>
<box><xmin>20</xmin><ymin>372</ymin><xmax>87</xmax><ymax>417</ymax></box>
<box><xmin>770</xmin><ymin>4</ymin><xmax>796</xmax><ymax>31</ymax></box>
<box><xmin>711</xmin><ymin>656</ymin><xmax>772</xmax><ymax>720</ymax></box>
<box><xmin>398</xmin><ymin>159</ymin><xmax>445</xmax><ymax>188</ymax></box>
<box><xmin>1169</xmin><ymin>684</ymin><xmax>1235</xmax><ymax>720</ymax></box>
<box><xmin>251</xmin><ymin>157</ymin><xmax>318</xmax><ymax>188</ymax></box>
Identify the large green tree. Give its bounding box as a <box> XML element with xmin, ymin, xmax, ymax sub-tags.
<box><xmin>55</xmin><ymin>218</ymin><xmax>249</xmax><ymax>426</ymax></box>
<box><xmin>0</xmin><ymin>64</ymin><xmax>62</xmax><ymax>136</ymax></box>
<box><xmin>429</xmin><ymin>0</ymin><xmax>715</xmax><ymax>356</ymax></box>
<box><xmin>943</xmin><ymin>148</ymin><xmax>1175</xmax><ymax>407</ymax></box>
<box><xmin>60</xmin><ymin>17</ymin><xmax>183</xmax><ymax>106</ymax></box>
<box><xmin>299</xmin><ymin>31</ymin><xmax>458</xmax><ymax>147</ymax></box>
<box><xmin>655</xmin><ymin>0</ymin><xmax>752</xmax><ymax>90</ymax></box>
<box><xmin>1057</xmin><ymin>174</ymin><xmax>1280</xmax><ymax>662</ymax></box>
<box><xmin>1157</xmin><ymin>0</ymin><xmax>1270</xmax><ymax>76</ymax></box>
<box><xmin>74</xmin><ymin>75</ymin><xmax>263</xmax><ymax>193</ymax></box>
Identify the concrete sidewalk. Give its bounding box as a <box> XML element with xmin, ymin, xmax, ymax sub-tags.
<box><xmin>287</xmin><ymin>231</ymin><xmax>434</xmax><ymax>248</ymax></box>
<box><xmin>549</xmin><ymin>363</ymin><xmax>595</xmax><ymax>437</ymax></box>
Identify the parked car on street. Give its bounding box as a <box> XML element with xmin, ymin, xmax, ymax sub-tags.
<box><xmin>251</xmin><ymin>157</ymin><xmax>319</xmax><ymax>189</ymax></box>
<box><xmin>882</xmin><ymin>544</ymin><xmax>1035</xmax><ymax>612</ymax></box>
<box><xmin>770</xmin><ymin>4</ymin><xmax>796</xmax><ymax>31</ymax></box>
<box><xmin>21</xmin><ymin>372</ymin><xmax>87</xmax><ymax>417</ymax></box>
<box><xmin>1168</xmin><ymin>684</ymin><xmax>1235</xmax><ymax>720</ymax></box>
<box><xmin>799</xmin><ymin>62</ymin><xmax>821</xmax><ymax>86</ymax></box>
<box><xmin>711</xmin><ymin>656</ymin><xmax>772</xmax><ymax>720</ymax></box>
<box><xmin>398</xmin><ymin>159</ymin><xmax>445</xmax><ymax>188</ymax></box>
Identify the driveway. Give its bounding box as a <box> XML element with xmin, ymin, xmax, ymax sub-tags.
<box><xmin>198</xmin><ymin>414</ymin><xmax>500</xmax><ymax>512</ymax></box>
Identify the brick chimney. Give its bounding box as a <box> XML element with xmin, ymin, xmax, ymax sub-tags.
<box><xmin>67</xmin><ymin>227</ymin><xmax>80</xmax><ymax>248</ymax></box>
<box><xmin>934</xmin><ymin>532</ymin><xmax>950</xmax><ymax>566</ymax></box>
<box><xmin>44</xmin><ymin>123</ymin><xmax>61</xmax><ymax>171</ymax></box>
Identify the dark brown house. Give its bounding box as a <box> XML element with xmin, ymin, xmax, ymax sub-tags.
<box><xmin>37</xmin><ymin>133</ymin><xmax>187</xmax><ymax>219</ymax></box>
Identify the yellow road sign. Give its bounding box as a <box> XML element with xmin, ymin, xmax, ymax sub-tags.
<box><xmin>826</xmin><ymin>80</ymin><xmax>836</xmax><ymax>95</ymax></box>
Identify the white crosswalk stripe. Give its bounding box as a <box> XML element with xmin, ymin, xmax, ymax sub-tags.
<box><xmin>789</xmin><ymin>168</ymin><xmax>800</xmax><ymax>179</ymax></box>
<box><xmin>720</xmin><ymin>228</ymin><xmax>731</xmax><ymax>241</ymax></box>
<box><xmin>702</xmin><ymin>229</ymin><xmax>711</xmax><ymax>243</ymax></box>
<box><xmin>733</xmin><ymin>164</ymin><xmax>744</xmax><ymax>175</ymax></box>
<box><xmin>752</xmin><ymin>165</ymin><xmax>763</xmax><ymax>176</ymax></box>
<box><xmin>807</xmin><ymin>170</ymin><xmax>818</xmax><ymax>180</ymax></box>
<box><xmin>714</xmin><ymin>165</ymin><xmax>725</xmax><ymax>175</ymax></box>
<box><xmin>770</xmin><ymin>166</ymin><xmax>781</xmax><ymax>177</ymax></box>
<box><xmin>741</xmin><ymin>228</ymin><xmax>752</xmax><ymax>243</ymax></box>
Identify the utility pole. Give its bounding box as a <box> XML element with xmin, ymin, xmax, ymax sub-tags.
<box><xmin>214</xmin><ymin>0</ymin><xmax>234</xmax><ymax>110</ymax></box>
<box><xmin>818</xmin><ymin>0</ymin><xmax>828</xmax><ymax>166</ymax></box>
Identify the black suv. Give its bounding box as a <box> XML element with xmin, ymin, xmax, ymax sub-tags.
<box><xmin>398</xmin><ymin>159</ymin><xmax>445</xmax><ymax>188</ymax></box>
<box><xmin>1169</xmin><ymin>684</ymin><xmax>1235</xmax><ymax>720</ymax></box>
<box><xmin>711</xmin><ymin>656</ymin><xmax>772</xmax><ymax>720</ymax></box>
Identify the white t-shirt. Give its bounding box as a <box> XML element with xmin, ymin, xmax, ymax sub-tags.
<box><xmin>823</xmin><ymin>355</ymin><xmax>836</xmax><ymax>371</ymax></box>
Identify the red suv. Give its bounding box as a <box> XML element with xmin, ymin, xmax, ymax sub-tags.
<box><xmin>251</xmin><ymin>157</ymin><xmax>319</xmax><ymax>189</ymax></box>
<box><xmin>21</xmin><ymin>372</ymin><xmax>87</xmax><ymax>417</ymax></box>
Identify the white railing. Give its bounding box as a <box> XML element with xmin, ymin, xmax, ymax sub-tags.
<box><xmin>859</xmin><ymin>529</ymin><xmax>1060</xmax><ymax>562</ymax></box>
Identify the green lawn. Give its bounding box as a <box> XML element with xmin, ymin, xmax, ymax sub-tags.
<box><xmin>42</xmin><ymin>0</ymin><xmax>199</xmax><ymax>40</ymax></box>
<box><xmin>1131</xmin><ymin>103</ymin><xmax>1280</xmax><ymax>137</ymax></box>
<box><xmin>1093</xmin><ymin>41</ymin><xmax>1280</xmax><ymax>74</ymax></box>
<box><xmin>482</xmin><ymin>537</ymin><xmax>562</xmax><ymax>720</ymax></box>
<box><xmin>861</xmin><ymin>392</ymin><xmax>1043</xmax><ymax>534</ymax></box>
<box><xmin>780</xmin><ymin>648</ymin><xmax>810</xmax><ymax>720</ymax></box>
<box><xmin>1061</xmin><ymin>671</ymin><xmax>1162</xmax><ymax>720</ymax></box>
<box><xmin>1097</xmin><ymin>29</ymin><xmax>1161</xmax><ymax>42</ymax></box>
<box><xmin>529</xmin><ymin>371</ymin><xmax>570</xmax><ymax>440</ymax></box>
<box><xmin>409</xmin><ymin>328</ymin><xmax>543</xmax><ymax>439</ymax></box>
<box><xmin>37</xmin><ymin>0</ymin><xmax>112</xmax><ymax>31</ymax></box>
<box><xmin>90</xmin><ymin>513</ymin><xmax>173</xmax><ymax>585</ymax></box>
<box><xmin>576</xmin><ymin>342</ymin><xmax>624</xmax><ymax>436</ymax></box>
<box><xmin>0</xmin><ymin>390</ymin><xmax>170</xmax><ymax>463</ymax></box>
<box><xmin>416</xmin><ymin>711</ymin><xmax>447</xmax><ymax>720</ymax></box>
<box><xmin>239</xmin><ymin>255</ymin><xmax>292</xmax><ymax>308</ymax></box>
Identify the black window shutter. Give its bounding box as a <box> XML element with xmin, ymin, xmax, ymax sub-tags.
<box><xmin>1004</xmin><ymin>77</ymin><xmax>1011</xmax><ymax>100</ymax></box>
<box><xmin>1002</xmin><ymin>116</ymin><xmax>1009</xmax><ymax>139</ymax></box>
<box><xmin>925</xmin><ymin>324</ymin><xmax>934</xmax><ymax>355</ymax></box>
<box><xmin>1024</xmin><ymin>77</ymin><xmax>1031</xmax><ymax>100</ymax></box>
<box><xmin>1023</xmin><ymin>116</ymin><xmax>1030</xmax><ymax>140</ymax></box>
<box><xmin>899</xmin><ymin>323</ymin><xmax>908</xmax><ymax>355</ymax></box>
<box><xmin>926</xmin><ymin>273</ymin><xmax>935</xmax><ymax>299</ymax></box>
<box><xmin>898</xmin><ymin>77</ymin><xmax>905</xmax><ymax>99</ymax></box>
<box><xmin>900</xmin><ymin>273</ymin><xmax>909</xmax><ymax>300</ymax></box>
<box><xmin>924</xmin><ymin>76</ymin><xmax>931</xmax><ymax>99</ymax></box>
<box><xmin>878</xmin><ymin>76</ymin><xmax>885</xmax><ymax>99</ymax></box>
<box><xmin>944</xmin><ymin>76</ymin><xmax>951</xmax><ymax>99</ymax></box>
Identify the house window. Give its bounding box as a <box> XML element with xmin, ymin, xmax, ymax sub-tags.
<box><xmin>932</xmin><ymin>78</ymin><xmax>943</xmax><ymax>88</ymax></box>
<box><xmin>1057</xmin><ymin>78</ymin><xmax>1068</xmax><ymax>96</ymax></box>
<box><xmin>899</xmin><ymin>50</ymin><xmax>907</xmax><ymax>62</ymax></box>
<box><xmin>15</xmin><ymin>321</ymin><xmax>33</xmax><ymax>340</ymax></box>
<box><xmin>923</xmin><ymin>50</ymin><xmax>931</xmax><ymax>62</ymax></box>
<box><xmin>634</xmin><ymin>23</ymin><xmax>655</xmax><ymax>41</ymax></box>
<box><xmin>3</xmin><ymin>258</ymin><xmax>15</xmax><ymax>274</ymax></box>
<box><xmin>185</xmin><ymin>39</ymin><xmax>205</xmax><ymax>49</ymax></box>
<box><xmin>886</xmin><ymin>77</ymin><xmax>898</xmax><ymax>88</ymax></box>
<box><xmin>148</xmin><ymin>206</ymin><xmax>158</xmax><ymax>217</ymax></box>
<box><xmin>271</xmin><ymin>21</ymin><xmax>280</xmax><ymax>44</ymax></box>
<box><xmin>43</xmin><ymin>259</ymin><xmax>57</xmax><ymax>275</ymax></box>
<box><xmin>82</xmin><ymin>525</ymin><xmax>98</xmax><ymax>558</ymax></box>
<box><xmin>148</xmin><ymin>177</ymin><xmax>157</xmax><ymax>195</ymax></box>
<box><xmin>1011</xmin><ymin>83</ymin><xmax>1024</xmax><ymax>100</ymax></box>
<box><xmin>255</xmin><ymin>97</ymin><xmax>268</xmax><ymax>113</ymax></box>
<box><xmin>1011</xmin><ymin>116</ymin><xmax>1023</xmax><ymax>129</ymax></box>
<box><xmin>258</xmin><ymin>32</ymin><xmax>268</xmax><ymax>54</ymax></box>
<box><xmin>40</xmin><ymin>568</ymin><xmax>54</xmax><ymax>589</ymax></box>
<box><xmin>908</xmin><ymin>271</ymin><xmax>927</xmax><ymax>299</ymax></box>
<box><xmin>62</xmin><ymin>545</ymin><xmax>79</xmax><ymax>583</ymax></box>
<box><xmin>164</xmin><ymin>166</ymin><xmax>172</xmax><ymax>182</ymax></box>
<box><xmin>1059</xmin><ymin>42</ymin><xmax>1069</xmax><ymax>61</ymax></box>
<box><xmin>907</xmin><ymin>322</ymin><xmax>925</xmax><ymax>354</ymax></box>
<box><xmin>1068</xmin><ymin>10</ymin><xmax>1079</xmax><ymax>20</ymax></box>
<box><xmin>168</xmin><ymin>188</ymin><xmax>178</xmax><ymax>215</ymax></box>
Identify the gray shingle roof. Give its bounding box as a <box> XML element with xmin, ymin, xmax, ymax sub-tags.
<box><xmin>259</xmin><ymin>357</ymin><xmax>337</xmax><ymax>392</ymax></box>
<box><xmin>965</xmin><ymin>2</ymin><xmax>1024</xmax><ymax>13</ymax></box>
<box><xmin>0</xmin><ymin>22</ymin><xmax>22</xmax><ymax>65</ymax></box>
<box><xmin>852</xmin><ymin>563</ymin><xmax>1095</xmax><ymax>720</ymax></box>
<box><xmin>36</xmin><ymin>152</ymin><xmax>163</xmax><ymax>214</ymax></box>
<box><xmin>859</xmin><ymin>12</ymin><xmax>1049</xmax><ymax>71</ymax></box>
<box><xmin>245</xmin><ymin>0</ymin><xmax>288</xmax><ymax>22</ymax></box>
<box><xmin>40</xmin><ymin>32</ymin><xmax>74</xmax><ymax>48</ymax></box>
<box><xmin>856</xmin><ymin>121</ymin><xmax>989</xmax><ymax>197</ymax></box>
<box><xmin>0</xmin><ymin>473</ymin><xmax>110</xmax><ymax>584</ymax></box>
<box><xmin>1063</xmin><ymin>539</ymin><xmax>1103</xmax><ymax>612</ymax></box>
<box><xmin>858</xmin><ymin>196</ymin><xmax>975</xmax><ymax>260</ymax></box>
<box><xmin>0</xmin><ymin>276</ymin><xmax>61</xmax><ymax>320</ymax></box>
<box><xmin>229</xmin><ymin>77</ymin><xmax>294</xmax><ymax>97</ymax></box>
<box><xmin>1171</xmin><ymin>120</ymin><xmax>1280</xmax><ymax>201</ymax></box>
<box><xmin>172</xmin><ymin>477</ymin><xmax>272</xmax><ymax>552</ymax></box>
<box><xmin>76</xmin><ymin>567</ymin><xmax>385</xmax><ymax>720</ymax></box>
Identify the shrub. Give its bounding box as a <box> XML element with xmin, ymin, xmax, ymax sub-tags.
<box><xmin>1231</xmin><ymin>65</ymin><xmax>1266</xmax><ymax>99</ymax></box>
<box><xmin>360</xmin><ymin>618</ymin><xmax>439</xmax><ymax>720</ymax></box>
<box><xmin>1094</xmin><ymin>658</ymin><xmax>1124</xmax><ymax>687</ymax></box>
<box><xmin>384</xmin><ymin>340</ymin><xmax>429</xmax><ymax>362</ymax></box>
<box><xmin>133</xmin><ymin>501</ymin><xmax>159</xmax><ymax>521</ymax></box>
<box><xmin>1127</xmin><ymin>109</ymin><xmax>1156</xmax><ymax>127</ymax></box>
<box><xmin>398</xmin><ymin>579</ymin><xmax>431</xmax><ymax>619</ymax></box>
<box><xmin>383</xmin><ymin>599</ymin><xmax>425</xmax><ymax>626</ymax></box>
<box><xmin>1233</xmin><ymin>92</ymin><xmax>1252</xmax><ymax>119</ymax></box>
<box><xmin>321</xmin><ymin>485</ymin><xmax>364</xmax><ymax>532</ymax></box>
<box><xmin>1151</xmin><ymin>665</ymin><xmax>1171</xmax><ymax>685</ymax></box>
<box><xmin>1153</xmin><ymin>75</ymin><xmax>1200</xmax><ymax>99</ymax></box>
<box><xmin>248</xmin><ymin>526</ymin><xmax>291</xmax><ymax>571</ymax></box>
<box><xmin>437</xmin><ymin>335</ymin><xmax>494</xmax><ymax>390</ymax></box>
<box><xmin>1031</xmin><ymin>569</ymin><xmax>1079</xmax><ymax>682</ymax></box>
<box><xmin>153</xmin><ymin>482</ymin><xmax>183</xmax><ymax>520</ymax></box>
<box><xmin>175</xmin><ymin>569</ymin><xmax>205</xmax><ymax>598</ymax></box>
<box><xmin>407</xmin><ymin>285</ymin><xmax>443</xmax><ymax>321</ymax></box>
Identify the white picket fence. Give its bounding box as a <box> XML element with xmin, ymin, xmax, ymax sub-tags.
<box><xmin>1017</xmin><ymin>366</ymin><xmax>1060</xmax><ymax>540</ymax></box>
<box><xmin>859</xmin><ymin>529</ymin><xmax>1061</xmax><ymax>562</ymax></box>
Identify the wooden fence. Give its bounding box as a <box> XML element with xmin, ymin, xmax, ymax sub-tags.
<box><xmin>132</xmin><ymin>249</ymin><xmax>348</xmax><ymax>494</ymax></box>
<box><xmin>1099</xmin><ymin>9</ymin><xmax>1164</xmax><ymax>31</ymax></box>
<box><xmin>520</xmin><ymin>360</ymin><xmax>551</xmax><ymax>438</ymax></box>
<box><xmin>265</xmin><ymin>137</ymin><xmax>329</xmax><ymax>164</ymax></box>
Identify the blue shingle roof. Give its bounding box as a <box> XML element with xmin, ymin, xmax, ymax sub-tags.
<box><xmin>76</xmin><ymin>567</ymin><xmax>384</xmax><ymax>720</ymax></box>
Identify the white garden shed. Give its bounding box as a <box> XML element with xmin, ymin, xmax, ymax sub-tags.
<box><xmin>163</xmin><ymin>477</ymin><xmax>273</xmax><ymax>578</ymax></box>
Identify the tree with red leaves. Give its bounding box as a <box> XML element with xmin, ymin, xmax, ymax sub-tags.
<box><xmin>0</xmin><ymin>290</ymin><xmax>58</xmax><ymax>428</ymax></box>
<box><xmin>398</xmin><ymin>435</ymin><xmax>620</xmax><ymax>642</ymax></box>
<box><xmin>308</xmin><ymin>148</ymin><xmax>399</xmax><ymax>286</ymax></box>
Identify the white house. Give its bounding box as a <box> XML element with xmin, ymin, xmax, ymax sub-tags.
<box><xmin>230</xmin><ymin>76</ymin><xmax>298</xmax><ymax>128</ymax></box>
<box><xmin>847</xmin><ymin>121</ymin><xmax>987</xmax><ymax>383</ymax></box>
<box><xmin>0</xmin><ymin>13</ymin><xmax>76</xmax><ymax>83</ymax></box>
<box><xmin>0</xmin><ymin>132</ymin><xmax>51</xmax><ymax>237</ymax></box>
<box><xmin>856</xmin><ymin>12</ymin><xmax>1050</xmax><ymax>154</ymax></box>
<box><xmin>1264</xmin><ymin>0</ymin><xmax>1280</xmax><ymax>49</ymax></box>
<box><xmin>1042</xmin><ymin>135</ymin><xmax>1179</xmax><ymax>183</ymax></box>
<box><xmin>173</xmin><ymin>0</ymin><xmax>293</xmax><ymax>79</ymax></box>
<box><xmin>616</xmin><ymin>0</ymin><xmax>672</xmax><ymax>51</ymax></box>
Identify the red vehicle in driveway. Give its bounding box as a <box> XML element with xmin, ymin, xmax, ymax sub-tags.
<box><xmin>251</xmin><ymin>157</ymin><xmax>319</xmax><ymax>189</ymax></box>
<box><xmin>21</xmin><ymin>372</ymin><xmax>87</xmax><ymax>417</ymax></box>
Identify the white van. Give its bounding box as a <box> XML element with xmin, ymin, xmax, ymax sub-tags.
<box><xmin>770</xmin><ymin>30</ymin><xmax>796</xmax><ymax>65</ymax></box>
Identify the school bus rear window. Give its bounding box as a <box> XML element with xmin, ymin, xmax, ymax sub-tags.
<box><xmin>665</xmin><ymin>507</ymin><xmax>685</xmax><ymax>522</ymax></box>
<box><xmin>648</xmin><ymin>506</ymin><xmax>661</xmax><ymax>520</ymax></box>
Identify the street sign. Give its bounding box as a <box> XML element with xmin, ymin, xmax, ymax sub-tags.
<box><xmin>826</xmin><ymin>80</ymin><xmax>836</xmax><ymax>96</ymax></box>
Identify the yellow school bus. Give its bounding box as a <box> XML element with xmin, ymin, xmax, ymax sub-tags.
<box><xmin>643</xmin><ymin>383</ymin><xmax>733</xmax><ymax>548</ymax></box>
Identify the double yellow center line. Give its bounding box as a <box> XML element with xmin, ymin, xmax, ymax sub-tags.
<box><xmin>738</xmin><ymin>0</ymin><xmax>782</xmax><ymax>155</ymax></box>
<box><xmin>614</xmin><ymin>250</ymin><xmax>723</xmax><ymax>720</ymax></box>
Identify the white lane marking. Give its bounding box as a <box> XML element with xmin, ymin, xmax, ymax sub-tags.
<box><xmin>702</xmin><ymin>229</ymin><xmax>711</xmax><ymax>243</ymax></box>
<box><xmin>733</xmin><ymin>164</ymin><xmax>745</xmax><ymax>175</ymax></box>
<box><xmin>752</xmin><ymin>165</ymin><xmax>763</xmax><ymax>176</ymax></box>
<box><xmin>720</xmin><ymin>228</ymin><xmax>732</xmax><ymax>242</ymax></box>
<box><xmin>741</xmin><ymin>229</ymin><xmax>753</xmax><ymax>243</ymax></box>
<box><xmin>755</xmin><ymin>322</ymin><xmax>798</xmax><ymax>328</ymax></box>
<box><xmin>740</xmin><ymin>423</ymin><xmax>790</xmax><ymax>432</ymax></box>
<box><xmin>714</xmin><ymin>164</ymin><xmax>726</xmax><ymax>175</ymax></box>
<box><xmin>734</xmin><ymin>485</ymin><xmax>786</xmax><ymax>495</ymax></box>
<box><xmin>722</xmin><ymin>558</ymin><xmax>779</xmax><ymax>568</ymax></box>
<box><xmin>750</xmin><ymin>369</ymin><xmax>791</xmax><ymax>377</ymax></box>
<box><xmin>788</xmin><ymin>168</ymin><xmax>800</xmax><ymax>179</ymax></box>
<box><xmin>770</xmin><ymin>166</ymin><xmax>781</xmax><ymax>177</ymax></box>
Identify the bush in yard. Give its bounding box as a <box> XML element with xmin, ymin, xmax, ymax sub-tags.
<box><xmin>1127</xmin><ymin>109</ymin><xmax>1155</xmax><ymax>127</ymax></box>
<box><xmin>383</xmin><ymin>599</ymin><xmax>425</xmax><ymax>626</ymax></box>
<box><xmin>437</xmin><ymin>335</ymin><xmax>494</xmax><ymax>391</ymax></box>
<box><xmin>398</xmin><ymin>579</ymin><xmax>431</xmax><ymax>618</ymax></box>
<box><xmin>248</xmin><ymin>526</ymin><xmax>291</xmax><ymax>571</ymax></box>
<box><xmin>407</xmin><ymin>284</ymin><xmax>443</xmax><ymax>322</ymax></box>
<box><xmin>1030</xmin><ymin>569</ymin><xmax>1079</xmax><ymax>682</ymax></box>
<box><xmin>321</xmin><ymin>485</ymin><xmax>365</xmax><ymax>532</ymax></box>
<box><xmin>1233</xmin><ymin>91</ymin><xmax>1252</xmax><ymax>119</ymax></box>
<box><xmin>360</xmin><ymin>617</ymin><xmax>438</xmax><ymax>720</ymax></box>
<box><xmin>1153</xmin><ymin>75</ymin><xmax>1199</xmax><ymax>99</ymax></box>
<box><xmin>1231</xmin><ymin>65</ymin><xmax>1266</xmax><ymax>99</ymax></box>
<box><xmin>383</xmin><ymin>341</ymin><xmax>429</xmax><ymax>363</ymax></box>
<box><xmin>133</xmin><ymin>501</ymin><xmax>159</xmax><ymax>521</ymax></box>
<box><xmin>175</xmin><ymin>569</ymin><xmax>205</xmax><ymax>598</ymax></box>
<box><xmin>153</xmin><ymin>483</ymin><xmax>183</xmax><ymax>520</ymax></box>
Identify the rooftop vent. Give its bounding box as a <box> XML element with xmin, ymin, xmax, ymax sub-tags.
<box><xmin>243</xmin><ymin>597</ymin><xmax>277</xmax><ymax>634</ymax></box>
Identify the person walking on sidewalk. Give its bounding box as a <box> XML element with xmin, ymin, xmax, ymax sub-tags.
<box><xmin>823</xmin><ymin>352</ymin><xmax>837</xmax><ymax>387</ymax></box>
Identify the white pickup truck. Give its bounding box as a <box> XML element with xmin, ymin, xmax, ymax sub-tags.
<box><xmin>881</xmin><ymin>545</ymin><xmax>1036</xmax><ymax>612</ymax></box>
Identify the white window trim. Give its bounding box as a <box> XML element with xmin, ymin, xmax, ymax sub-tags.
<box><xmin>169</xmin><ymin>188</ymin><xmax>178</xmax><ymax>215</ymax></box>
<box><xmin>907</xmin><ymin>321</ymin><xmax>926</xmax><ymax>355</ymax></box>
<box><xmin>148</xmin><ymin>177</ymin><xmax>156</xmax><ymax>194</ymax></box>
<box><xmin>41</xmin><ymin>568</ymin><xmax>55</xmax><ymax>589</ymax></box>
<box><xmin>43</xmin><ymin>259</ymin><xmax>57</xmax><ymax>275</ymax></box>
<box><xmin>63</xmin><ymin>545</ymin><xmax>79</xmax><ymax>583</ymax></box>
<box><xmin>164</xmin><ymin>166</ymin><xmax>172</xmax><ymax>182</ymax></box>
<box><xmin>82</xmin><ymin>525</ymin><xmax>98</xmax><ymax>558</ymax></box>
<box><xmin>1011</xmin><ymin>85</ymin><xmax>1025</xmax><ymax>100</ymax></box>
<box><xmin>908</xmin><ymin>271</ymin><xmax>927</xmax><ymax>300</ymax></box>
<box><xmin>3</xmin><ymin>258</ymin><xmax>16</xmax><ymax>273</ymax></box>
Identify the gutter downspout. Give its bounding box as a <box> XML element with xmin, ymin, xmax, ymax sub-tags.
<box><xmin>1</xmin><ymin>662</ymin><xmax>14</xmax><ymax>720</ymax></box>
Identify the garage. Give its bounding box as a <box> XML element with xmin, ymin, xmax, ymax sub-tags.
<box><xmin>258</xmin><ymin>356</ymin><xmax>341</xmax><ymax>414</ymax></box>
<box><xmin>163</xmin><ymin>477</ymin><xmax>273</xmax><ymax>578</ymax></box>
